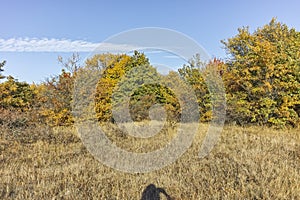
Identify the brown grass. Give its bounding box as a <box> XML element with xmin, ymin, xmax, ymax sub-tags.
<box><xmin>0</xmin><ymin>123</ymin><xmax>299</xmax><ymax>199</ymax></box>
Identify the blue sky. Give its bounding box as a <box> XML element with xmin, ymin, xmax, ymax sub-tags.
<box><xmin>1</xmin><ymin>0</ymin><xmax>300</xmax><ymax>83</ymax></box>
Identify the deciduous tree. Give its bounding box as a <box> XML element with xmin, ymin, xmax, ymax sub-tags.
<box><xmin>222</xmin><ymin>18</ymin><xmax>300</xmax><ymax>127</ymax></box>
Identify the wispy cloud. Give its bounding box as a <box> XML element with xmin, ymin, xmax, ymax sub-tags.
<box><xmin>0</xmin><ymin>37</ymin><xmax>136</xmax><ymax>52</ymax></box>
<box><xmin>143</xmin><ymin>50</ymin><xmax>165</xmax><ymax>54</ymax></box>
<box><xmin>164</xmin><ymin>55</ymin><xmax>181</xmax><ymax>59</ymax></box>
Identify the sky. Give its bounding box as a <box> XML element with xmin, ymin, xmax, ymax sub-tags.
<box><xmin>0</xmin><ymin>0</ymin><xmax>300</xmax><ymax>83</ymax></box>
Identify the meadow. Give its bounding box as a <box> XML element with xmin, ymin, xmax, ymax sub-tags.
<box><xmin>1</xmin><ymin>10</ymin><xmax>299</xmax><ymax>200</ymax></box>
<box><xmin>1</xmin><ymin>122</ymin><xmax>299</xmax><ymax>199</ymax></box>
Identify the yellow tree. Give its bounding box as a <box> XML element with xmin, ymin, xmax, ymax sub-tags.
<box><xmin>0</xmin><ymin>75</ymin><xmax>36</xmax><ymax>127</ymax></box>
<box><xmin>93</xmin><ymin>53</ymin><xmax>132</xmax><ymax>122</ymax></box>
<box><xmin>36</xmin><ymin>53</ymin><xmax>81</xmax><ymax>126</ymax></box>
<box><xmin>222</xmin><ymin>18</ymin><xmax>300</xmax><ymax>127</ymax></box>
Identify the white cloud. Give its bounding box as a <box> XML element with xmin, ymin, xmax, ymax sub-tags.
<box><xmin>164</xmin><ymin>55</ymin><xmax>181</xmax><ymax>59</ymax></box>
<box><xmin>0</xmin><ymin>37</ymin><xmax>137</xmax><ymax>52</ymax></box>
<box><xmin>142</xmin><ymin>50</ymin><xmax>165</xmax><ymax>54</ymax></box>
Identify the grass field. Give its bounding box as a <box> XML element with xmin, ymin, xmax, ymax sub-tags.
<box><xmin>1</xmin><ymin>123</ymin><xmax>299</xmax><ymax>199</ymax></box>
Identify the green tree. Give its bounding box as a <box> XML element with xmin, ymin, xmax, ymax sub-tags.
<box><xmin>118</xmin><ymin>66</ymin><xmax>181</xmax><ymax>122</ymax></box>
<box><xmin>222</xmin><ymin>18</ymin><xmax>300</xmax><ymax>127</ymax></box>
<box><xmin>93</xmin><ymin>51</ymin><xmax>181</xmax><ymax>122</ymax></box>
<box><xmin>0</xmin><ymin>60</ymin><xmax>5</xmax><ymax>79</ymax></box>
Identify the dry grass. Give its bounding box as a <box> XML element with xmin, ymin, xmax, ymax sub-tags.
<box><xmin>0</xmin><ymin>122</ymin><xmax>299</xmax><ymax>199</ymax></box>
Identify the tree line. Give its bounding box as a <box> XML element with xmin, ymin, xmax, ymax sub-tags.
<box><xmin>0</xmin><ymin>19</ymin><xmax>299</xmax><ymax>128</ymax></box>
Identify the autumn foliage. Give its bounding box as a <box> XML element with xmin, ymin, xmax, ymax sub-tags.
<box><xmin>222</xmin><ymin>18</ymin><xmax>300</xmax><ymax>127</ymax></box>
<box><xmin>0</xmin><ymin>19</ymin><xmax>299</xmax><ymax>128</ymax></box>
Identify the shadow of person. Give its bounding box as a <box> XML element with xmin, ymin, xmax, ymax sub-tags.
<box><xmin>141</xmin><ymin>184</ymin><xmax>173</xmax><ymax>200</ymax></box>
